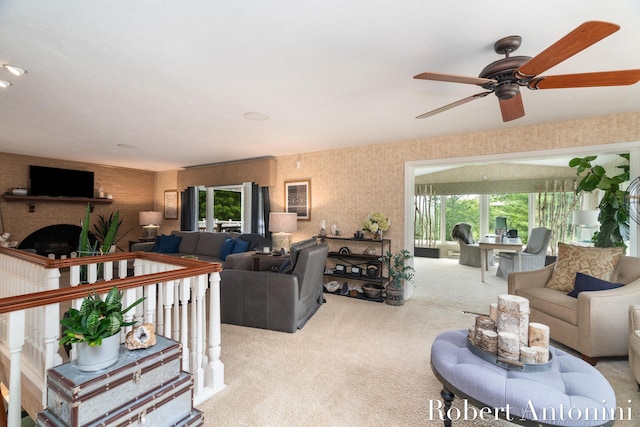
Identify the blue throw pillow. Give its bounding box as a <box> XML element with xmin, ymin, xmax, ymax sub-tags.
<box><xmin>231</xmin><ymin>238</ymin><xmax>250</xmax><ymax>254</ymax></box>
<box><xmin>278</xmin><ymin>258</ymin><xmax>292</xmax><ymax>273</ymax></box>
<box><xmin>151</xmin><ymin>235</ymin><xmax>164</xmax><ymax>252</ymax></box>
<box><xmin>567</xmin><ymin>272</ymin><xmax>624</xmax><ymax>298</ymax></box>
<box><xmin>220</xmin><ymin>238</ymin><xmax>235</xmax><ymax>261</ymax></box>
<box><xmin>157</xmin><ymin>235</ymin><xmax>182</xmax><ymax>253</ymax></box>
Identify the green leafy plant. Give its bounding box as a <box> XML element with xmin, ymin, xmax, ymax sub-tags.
<box><xmin>384</xmin><ymin>249</ymin><xmax>415</xmax><ymax>290</ymax></box>
<box><xmin>569</xmin><ymin>154</ymin><xmax>629</xmax><ymax>249</ymax></box>
<box><xmin>93</xmin><ymin>211</ymin><xmax>123</xmax><ymax>253</ymax></box>
<box><xmin>60</xmin><ymin>286</ymin><xmax>145</xmax><ymax>347</ymax></box>
<box><xmin>78</xmin><ymin>203</ymin><xmax>97</xmax><ymax>257</ymax></box>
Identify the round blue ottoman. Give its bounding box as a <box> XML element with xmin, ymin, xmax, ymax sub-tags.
<box><xmin>430</xmin><ymin>330</ymin><xmax>617</xmax><ymax>426</ymax></box>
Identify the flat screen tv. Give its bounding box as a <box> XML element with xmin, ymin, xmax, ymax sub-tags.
<box><xmin>29</xmin><ymin>165</ymin><xmax>95</xmax><ymax>198</ymax></box>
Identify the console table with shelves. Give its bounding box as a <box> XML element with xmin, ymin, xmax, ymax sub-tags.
<box><xmin>317</xmin><ymin>235</ymin><xmax>390</xmax><ymax>302</ymax></box>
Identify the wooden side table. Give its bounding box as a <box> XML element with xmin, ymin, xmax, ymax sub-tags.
<box><xmin>252</xmin><ymin>252</ymin><xmax>287</xmax><ymax>271</ymax></box>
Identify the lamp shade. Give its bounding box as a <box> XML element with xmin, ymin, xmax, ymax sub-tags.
<box><xmin>139</xmin><ymin>211</ymin><xmax>163</xmax><ymax>226</ymax></box>
<box><xmin>573</xmin><ymin>210</ymin><xmax>600</xmax><ymax>225</ymax></box>
<box><xmin>269</xmin><ymin>212</ymin><xmax>298</xmax><ymax>233</ymax></box>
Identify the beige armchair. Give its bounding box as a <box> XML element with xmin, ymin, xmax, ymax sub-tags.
<box><xmin>509</xmin><ymin>255</ymin><xmax>640</xmax><ymax>363</ymax></box>
<box><xmin>630</xmin><ymin>305</ymin><xmax>640</xmax><ymax>386</ymax></box>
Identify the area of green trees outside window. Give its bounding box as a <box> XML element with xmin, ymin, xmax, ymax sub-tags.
<box><xmin>444</xmin><ymin>194</ymin><xmax>530</xmax><ymax>243</ymax></box>
<box><xmin>198</xmin><ymin>190</ymin><xmax>241</xmax><ymax>221</ymax></box>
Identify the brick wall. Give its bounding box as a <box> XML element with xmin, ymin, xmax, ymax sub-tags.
<box><xmin>0</xmin><ymin>153</ymin><xmax>156</xmax><ymax>248</ymax></box>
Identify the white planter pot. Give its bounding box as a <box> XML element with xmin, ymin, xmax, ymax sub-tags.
<box><xmin>75</xmin><ymin>333</ymin><xmax>121</xmax><ymax>372</ymax></box>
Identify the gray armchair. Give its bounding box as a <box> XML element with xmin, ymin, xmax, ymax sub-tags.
<box><xmin>496</xmin><ymin>227</ymin><xmax>551</xmax><ymax>279</ymax></box>
<box><xmin>451</xmin><ymin>223</ymin><xmax>492</xmax><ymax>268</ymax></box>
<box><xmin>220</xmin><ymin>240</ymin><xmax>329</xmax><ymax>333</ymax></box>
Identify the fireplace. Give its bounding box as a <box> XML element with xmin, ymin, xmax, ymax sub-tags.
<box><xmin>18</xmin><ymin>224</ymin><xmax>97</xmax><ymax>258</ymax></box>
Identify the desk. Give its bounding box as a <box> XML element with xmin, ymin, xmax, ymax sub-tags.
<box><xmin>478</xmin><ymin>237</ymin><xmax>522</xmax><ymax>282</ymax></box>
<box><xmin>430</xmin><ymin>330</ymin><xmax>616</xmax><ymax>426</ymax></box>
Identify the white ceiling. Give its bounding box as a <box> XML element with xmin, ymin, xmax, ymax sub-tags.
<box><xmin>0</xmin><ymin>1</ymin><xmax>638</xmax><ymax>172</ymax></box>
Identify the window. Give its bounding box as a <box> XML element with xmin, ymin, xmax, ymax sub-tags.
<box><xmin>445</xmin><ymin>195</ymin><xmax>480</xmax><ymax>242</ymax></box>
<box><xmin>489</xmin><ymin>193</ymin><xmax>529</xmax><ymax>243</ymax></box>
<box><xmin>197</xmin><ymin>185</ymin><xmax>243</xmax><ymax>232</ymax></box>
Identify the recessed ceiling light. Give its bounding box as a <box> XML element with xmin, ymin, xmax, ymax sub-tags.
<box><xmin>3</xmin><ymin>65</ymin><xmax>26</xmax><ymax>76</ymax></box>
<box><xmin>243</xmin><ymin>112</ymin><xmax>269</xmax><ymax>121</ymax></box>
<box><xmin>117</xmin><ymin>144</ymin><xmax>138</xmax><ymax>149</ymax></box>
<box><xmin>0</xmin><ymin>80</ymin><xmax>11</xmax><ymax>88</ymax></box>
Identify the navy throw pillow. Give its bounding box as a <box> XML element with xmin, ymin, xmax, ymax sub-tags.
<box><xmin>220</xmin><ymin>238</ymin><xmax>235</xmax><ymax>261</ymax></box>
<box><xmin>232</xmin><ymin>238</ymin><xmax>250</xmax><ymax>254</ymax></box>
<box><xmin>567</xmin><ymin>272</ymin><xmax>624</xmax><ymax>298</ymax></box>
<box><xmin>156</xmin><ymin>235</ymin><xmax>182</xmax><ymax>253</ymax></box>
<box><xmin>278</xmin><ymin>258</ymin><xmax>292</xmax><ymax>274</ymax></box>
<box><xmin>151</xmin><ymin>235</ymin><xmax>165</xmax><ymax>252</ymax></box>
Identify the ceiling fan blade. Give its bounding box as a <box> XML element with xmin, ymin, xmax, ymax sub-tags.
<box><xmin>499</xmin><ymin>92</ymin><xmax>525</xmax><ymax>122</ymax></box>
<box><xmin>414</xmin><ymin>72</ymin><xmax>496</xmax><ymax>86</ymax></box>
<box><xmin>416</xmin><ymin>92</ymin><xmax>491</xmax><ymax>119</ymax></box>
<box><xmin>529</xmin><ymin>69</ymin><xmax>640</xmax><ymax>89</ymax></box>
<box><xmin>517</xmin><ymin>21</ymin><xmax>620</xmax><ymax>78</ymax></box>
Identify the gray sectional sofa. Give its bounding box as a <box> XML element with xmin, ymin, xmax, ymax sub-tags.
<box><xmin>130</xmin><ymin>230</ymin><xmax>271</xmax><ymax>269</ymax></box>
<box><xmin>220</xmin><ymin>239</ymin><xmax>329</xmax><ymax>333</ymax></box>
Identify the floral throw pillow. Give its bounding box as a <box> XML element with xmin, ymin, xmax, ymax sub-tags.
<box><xmin>545</xmin><ymin>243</ymin><xmax>623</xmax><ymax>292</ymax></box>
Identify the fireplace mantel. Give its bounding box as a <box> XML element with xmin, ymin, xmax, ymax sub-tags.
<box><xmin>3</xmin><ymin>194</ymin><xmax>113</xmax><ymax>212</ymax></box>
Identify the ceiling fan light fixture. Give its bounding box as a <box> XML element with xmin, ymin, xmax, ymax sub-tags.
<box><xmin>0</xmin><ymin>80</ymin><xmax>11</xmax><ymax>88</ymax></box>
<box><xmin>3</xmin><ymin>64</ymin><xmax>26</xmax><ymax>76</ymax></box>
<box><xmin>495</xmin><ymin>82</ymin><xmax>520</xmax><ymax>100</ymax></box>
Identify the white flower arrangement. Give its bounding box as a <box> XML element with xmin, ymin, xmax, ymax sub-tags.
<box><xmin>362</xmin><ymin>212</ymin><xmax>390</xmax><ymax>233</ymax></box>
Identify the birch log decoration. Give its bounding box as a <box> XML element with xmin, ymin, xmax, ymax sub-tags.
<box><xmin>489</xmin><ymin>303</ymin><xmax>498</xmax><ymax>322</ymax></box>
<box><xmin>520</xmin><ymin>346</ymin><xmax>537</xmax><ymax>364</ymax></box>
<box><xmin>498</xmin><ymin>331</ymin><xmax>520</xmax><ymax>361</ymax></box>
<box><xmin>497</xmin><ymin>294</ymin><xmax>530</xmax><ymax>348</ymax></box>
<box><xmin>475</xmin><ymin>316</ymin><xmax>496</xmax><ymax>332</ymax></box>
<box><xmin>474</xmin><ymin>315</ymin><xmax>496</xmax><ymax>347</ymax></box>
<box><xmin>528</xmin><ymin>323</ymin><xmax>550</xmax><ymax>349</ymax></box>
<box><xmin>478</xmin><ymin>329</ymin><xmax>498</xmax><ymax>355</ymax></box>
<box><xmin>531</xmin><ymin>345</ymin><xmax>550</xmax><ymax>363</ymax></box>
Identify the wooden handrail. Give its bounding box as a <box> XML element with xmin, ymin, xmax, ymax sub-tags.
<box><xmin>0</xmin><ymin>247</ymin><xmax>222</xmax><ymax>314</ymax></box>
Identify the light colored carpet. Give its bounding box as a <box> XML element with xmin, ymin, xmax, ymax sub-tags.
<box><xmin>196</xmin><ymin>257</ymin><xmax>639</xmax><ymax>426</ymax></box>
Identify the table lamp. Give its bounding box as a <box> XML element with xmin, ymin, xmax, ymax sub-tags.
<box><xmin>572</xmin><ymin>210</ymin><xmax>600</xmax><ymax>243</ymax></box>
<box><xmin>269</xmin><ymin>212</ymin><xmax>297</xmax><ymax>253</ymax></box>
<box><xmin>139</xmin><ymin>211</ymin><xmax>163</xmax><ymax>239</ymax></box>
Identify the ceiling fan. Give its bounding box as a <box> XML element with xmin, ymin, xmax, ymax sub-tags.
<box><xmin>414</xmin><ymin>21</ymin><xmax>640</xmax><ymax>122</ymax></box>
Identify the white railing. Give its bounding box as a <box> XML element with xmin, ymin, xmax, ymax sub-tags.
<box><xmin>0</xmin><ymin>248</ymin><xmax>225</xmax><ymax>426</ymax></box>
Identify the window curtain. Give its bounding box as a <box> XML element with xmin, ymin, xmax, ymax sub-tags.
<box><xmin>180</xmin><ymin>186</ymin><xmax>198</xmax><ymax>231</ymax></box>
<box><xmin>250</xmin><ymin>183</ymin><xmax>270</xmax><ymax>237</ymax></box>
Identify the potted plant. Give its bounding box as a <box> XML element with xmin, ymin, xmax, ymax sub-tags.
<box><xmin>569</xmin><ymin>154</ymin><xmax>629</xmax><ymax>249</ymax></box>
<box><xmin>60</xmin><ymin>286</ymin><xmax>145</xmax><ymax>371</ymax></box>
<box><xmin>384</xmin><ymin>249</ymin><xmax>415</xmax><ymax>306</ymax></box>
<box><xmin>93</xmin><ymin>211</ymin><xmax>139</xmax><ymax>253</ymax></box>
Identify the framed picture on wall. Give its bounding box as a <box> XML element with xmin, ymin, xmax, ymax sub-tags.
<box><xmin>164</xmin><ymin>190</ymin><xmax>179</xmax><ymax>220</ymax></box>
<box><xmin>285</xmin><ymin>179</ymin><xmax>310</xmax><ymax>220</ymax></box>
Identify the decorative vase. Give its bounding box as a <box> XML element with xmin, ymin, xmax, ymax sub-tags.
<box><xmin>375</xmin><ymin>230</ymin><xmax>383</xmax><ymax>240</ymax></box>
<box><xmin>75</xmin><ymin>333</ymin><xmax>122</xmax><ymax>372</ymax></box>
